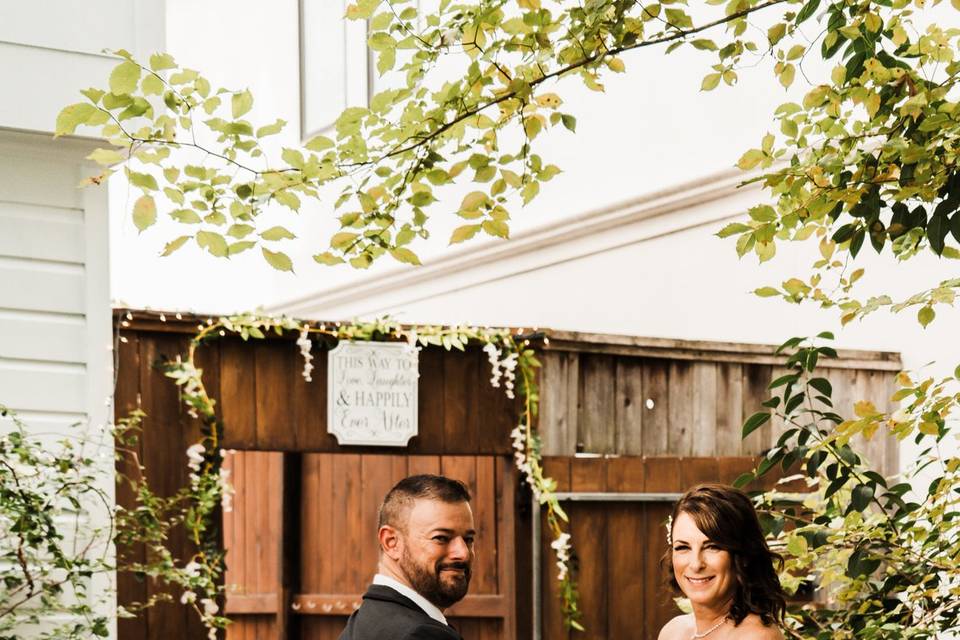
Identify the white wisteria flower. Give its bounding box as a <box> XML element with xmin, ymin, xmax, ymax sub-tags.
<box><xmin>297</xmin><ymin>324</ymin><xmax>314</xmax><ymax>382</ymax></box>
<box><xmin>186</xmin><ymin>443</ymin><xmax>205</xmax><ymax>472</ymax></box>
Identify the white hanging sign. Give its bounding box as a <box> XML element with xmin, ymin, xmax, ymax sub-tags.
<box><xmin>327</xmin><ymin>341</ymin><xmax>419</xmax><ymax>446</ymax></box>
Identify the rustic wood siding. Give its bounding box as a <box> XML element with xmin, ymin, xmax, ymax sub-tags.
<box><xmin>538</xmin><ymin>345</ymin><xmax>899</xmax><ymax>475</ymax></box>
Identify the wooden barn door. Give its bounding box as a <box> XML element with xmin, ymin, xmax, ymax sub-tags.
<box><xmin>539</xmin><ymin>456</ymin><xmax>763</xmax><ymax>640</ymax></box>
<box><xmin>223</xmin><ymin>452</ymin><xmax>517</xmax><ymax>640</ymax></box>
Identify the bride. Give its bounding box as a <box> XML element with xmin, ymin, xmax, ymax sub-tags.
<box><xmin>658</xmin><ymin>484</ymin><xmax>786</xmax><ymax>640</ymax></box>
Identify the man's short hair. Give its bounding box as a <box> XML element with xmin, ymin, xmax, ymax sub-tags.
<box><xmin>378</xmin><ymin>474</ymin><xmax>472</xmax><ymax>530</ymax></box>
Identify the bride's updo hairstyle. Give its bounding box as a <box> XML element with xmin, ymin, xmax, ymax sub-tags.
<box><xmin>663</xmin><ymin>483</ymin><xmax>786</xmax><ymax>626</ymax></box>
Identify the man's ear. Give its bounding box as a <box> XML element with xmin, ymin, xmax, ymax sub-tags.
<box><xmin>379</xmin><ymin>525</ymin><xmax>403</xmax><ymax>561</ymax></box>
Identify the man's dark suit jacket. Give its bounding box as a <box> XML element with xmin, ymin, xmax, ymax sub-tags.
<box><xmin>338</xmin><ymin>584</ymin><xmax>463</xmax><ymax>640</ymax></box>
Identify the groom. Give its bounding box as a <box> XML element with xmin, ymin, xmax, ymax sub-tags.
<box><xmin>338</xmin><ymin>474</ymin><xmax>475</xmax><ymax>640</ymax></box>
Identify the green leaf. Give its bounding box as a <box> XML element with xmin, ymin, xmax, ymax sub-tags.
<box><xmin>460</xmin><ymin>191</ymin><xmax>488</xmax><ymax>213</ymax></box>
<box><xmin>128</xmin><ymin>171</ymin><xmax>158</xmax><ymax>191</ymax></box>
<box><xmin>331</xmin><ymin>231</ymin><xmax>358</xmax><ymax>250</ymax></box>
<box><xmin>141</xmin><ymin>74</ymin><xmax>164</xmax><ymax>96</ymax></box>
<box><xmin>149</xmin><ymin>53</ymin><xmax>177</xmax><ymax>71</ymax></box>
<box><xmin>262</xmin><ymin>247</ymin><xmax>294</xmax><ymax>272</ymax></box>
<box><xmin>754</xmin><ymin>287</ymin><xmax>781</xmax><ymax>297</ymax></box>
<box><xmin>109</xmin><ymin>60</ymin><xmax>140</xmax><ymax>95</ymax></box>
<box><xmin>132</xmin><ymin>195</ymin><xmax>157</xmax><ymax>232</ymax></box>
<box><xmin>368</xmin><ymin>32</ymin><xmax>397</xmax><ymax>51</ymax></box>
<box><xmin>737</xmin><ymin>149</ymin><xmax>764</xmax><ymax>170</ymax></box>
<box><xmin>196</xmin><ymin>230</ymin><xmax>229</xmax><ymax>257</ymax></box>
<box><xmin>260</xmin><ymin>226</ymin><xmax>296</xmax><ymax>241</ymax></box>
<box><xmin>170</xmin><ymin>209</ymin><xmax>202</xmax><ymax>224</ymax></box>
<box><xmin>314</xmin><ymin>251</ymin><xmax>345</xmax><ymax>265</ymax></box>
<box><xmin>794</xmin><ymin>0</ymin><xmax>820</xmax><ymax>24</ymax></box>
<box><xmin>227</xmin><ymin>223</ymin><xmax>255</xmax><ymax>238</ymax></box>
<box><xmin>305</xmin><ymin>135</ymin><xmax>334</xmax><ymax>151</ymax></box>
<box><xmin>482</xmin><ymin>219</ymin><xmax>510</xmax><ymax>238</ymax></box>
<box><xmin>232</xmin><ymin>89</ymin><xmax>254</xmax><ymax>119</ymax></box>
<box><xmin>918</xmin><ymin>305</ymin><xmax>935</xmax><ymax>327</ymax></box>
<box><xmin>560</xmin><ymin>114</ymin><xmax>577</xmax><ymax>132</ymax></box>
<box><xmin>450</xmin><ymin>224</ymin><xmax>481</xmax><ymax>244</ymax></box>
<box><xmin>257</xmin><ymin>119</ymin><xmax>287</xmax><ymax>137</ymax></box>
<box><xmin>742</xmin><ymin>412</ymin><xmax>771</xmax><ymax>438</ymax></box>
<box><xmin>701</xmin><ymin>73</ymin><xmax>722</xmax><ymax>91</ymax></box>
<box><xmin>161</xmin><ymin>235</ymin><xmax>191</xmax><ymax>256</ymax></box>
<box><xmin>55</xmin><ymin>103</ymin><xmax>98</xmax><ymax>136</ymax></box>
<box><xmin>717</xmin><ymin>222</ymin><xmax>750</xmax><ymax>238</ymax></box>
<box><xmin>228</xmin><ymin>240</ymin><xmax>256</xmax><ymax>255</ymax></box>
<box><xmin>389</xmin><ymin>247</ymin><xmax>422</xmax><ymax>265</ymax></box>
<box><xmin>849</xmin><ymin>483</ymin><xmax>874</xmax><ymax>512</ymax></box>
<box><xmin>87</xmin><ymin>148</ymin><xmax>124</xmax><ymax>165</ymax></box>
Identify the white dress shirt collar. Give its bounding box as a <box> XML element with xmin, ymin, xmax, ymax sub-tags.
<box><xmin>373</xmin><ymin>573</ymin><xmax>448</xmax><ymax>625</ymax></box>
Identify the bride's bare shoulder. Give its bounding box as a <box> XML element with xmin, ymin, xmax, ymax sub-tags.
<box><xmin>734</xmin><ymin>614</ymin><xmax>784</xmax><ymax>639</ymax></box>
<box><xmin>657</xmin><ymin>614</ymin><xmax>694</xmax><ymax>640</ymax></box>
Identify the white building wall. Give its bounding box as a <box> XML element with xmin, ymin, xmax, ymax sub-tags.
<box><xmin>0</xmin><ymin>4</ymin><xmax>162</xmax><ymax>636</ymax></box>
<box><xmin>0</xmin><ymin>130</ymin><xmax>115</xmax><ymax>638</ymax></box>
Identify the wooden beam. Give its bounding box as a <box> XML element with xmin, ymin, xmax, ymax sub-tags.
<box><xmin>225</xmin><ymin>593</ymin><xmax>278</xmax><ymax>614</ymax></box>
<box><xmin>288</xmin><ymin>594</ymin><xmax>508</xmax><ymax>618</ymax></box>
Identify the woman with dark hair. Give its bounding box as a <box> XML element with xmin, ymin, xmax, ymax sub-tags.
<box><xmin>658</xmin><ymin>484</ymin><xmax>786</xmax><ymax>640</ymax></box>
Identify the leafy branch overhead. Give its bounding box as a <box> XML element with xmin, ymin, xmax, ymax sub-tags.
<box><xmin>59</xmin><ymin>0</ymin><xmax>960</xmax><ymax>274</ymax></box>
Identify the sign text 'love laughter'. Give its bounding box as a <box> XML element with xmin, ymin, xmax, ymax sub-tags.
<box><xmin>327</xmin><ymin>341</ymin><xmax>419</xmax><ymax>446</ymax></box>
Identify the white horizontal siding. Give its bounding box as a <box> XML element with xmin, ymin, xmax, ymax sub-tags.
<box><xmin>0</xmin><ymin>358</ymin><xmax>86</xmax><ymax>413</ymax></box>
<box><xmin>0</xmin><ymin>152</ymin><xmax>83</xmax><ymax>208</ymax></box>
<box><xmin>0</xmin><ymin>310</ymin><xmax>86</xmax><ymax>363</ymax></box>
<box><xmin>0</xmin><ymin>258</ymin><xmax>85</xmax><ymax>314</ymax></box>
<box><xmin>0</xmin><ymin>201</ymin><xmax>85</xmax><ymax>263</ymax></box>
<box><xmin>0</xmin><ymin>42</ymin><xmax>116</xmax><ymax>135</ymax></box>
<box><xmin>0</xmin><ymin>1</ymin><xmax>135</xmax><ymax>57</ymax></box>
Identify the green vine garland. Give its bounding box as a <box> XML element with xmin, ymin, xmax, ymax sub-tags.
<box><xmin>160</xmin><ymin>313</ymin><xmax>582</xmax><ymax>633</ymax></box>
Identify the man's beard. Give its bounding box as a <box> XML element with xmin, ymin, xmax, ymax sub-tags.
<box><xmin>399</xmin><ymin>549</ymin><xmax>471</xmax><ymax>609</ymax></box>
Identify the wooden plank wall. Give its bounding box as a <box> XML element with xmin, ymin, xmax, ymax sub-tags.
<box><xmin>114</xmin><ymin>321</ymin><xmax>524</xmax><ymax>640</ymax></box>
<box><xmin>538</xmin><ymin>349</ymin><xmax>900</xmax><ymax>475</ymax></box>
<box><xmin>539</xmin><ymin>456</ymin><xmax>775</xmax><ymax>640</ymax></box>
<box><xmin>222</xmin><ymin>452</ymin><xmax>517</xmax><ymax>640</ymax></box>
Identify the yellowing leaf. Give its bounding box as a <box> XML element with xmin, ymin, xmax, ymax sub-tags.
<box><xmin>460</xmin><ymin>191</ymin><xmax>487</xmax><ymax>213</ymax></box>
<box><xmin>535</xmin><ymin>93</ymin><xmax>563</xmax><ymax>108</ymax></box>
<box><xmin>55</xmin><ymin>103</ymin><xmax>97</xmax><ymax>136</ymax></box>
<box><xmin>854</xmin><ymin>400</ymin><xmax>878</xmax><ymax>418</ymax></box>
<box><xmin>305</xmin><ymin>135</ymin><xmax>334</xmax><ymax>151</ymax></box>
<box><xmin>313</xmin><ymin>251</ymin><xmax>345</xmax><ymax>265</ymax></box>
<box><xmin>737</xmin><ymin>149</ymin><xmax>765</xmax><ymax>170</ymax></box>
<box><xmin>160</xmin><ymin>235</ymin><xmax>190</xmax><ymax>256</ymax></box>
<box><xmin>262</xmin><ymin>247</ymin><xmax>294</xmax><ymax>272</ymax></box>
<box><xmin>389</xmin><ymin>247</ymin><xmax>422</xmax><ymax>265</ymax></box>
<box><xmin>232</xmin><ymin>89</ymin><xmax>253</xmax><ymax>119</ymax></box>
<box><xmin>197</xmin><ymin>230</ymin><xmax>228</xmax><ymax>257</ymax></box>
<box><xmin>260</xmin><ymin>226</ymin><xmax>296</xmax><ymax>241</ymax></box>
<box><xmin>701</xmin><ymin>73</ymin><xmax>722</xmax><ymax>91</ymax></box>
<box><xmin>109</xmin><ymin>60</ymin><xmax>140</xmax><ymax>95</ymax></box>
<box><xmin>87</xmin><ymin>148</ymin><xmax>124</xmax><ymax>165</ymax></box>
<box><xmin>450</xmin><ymin>224</ymin><xmax>481</xmax><ymax>244</ymax></box>
<box><xmin>607</xmin><ymin>57</ymin><xmax>626</xmax><ymax>73</ymax></box>
<box><xmin>149</xmin><ymin>53</ymin><xmax>176</xmax><ymax>71</ymax></box>
<box><xmin>132</xmin><ymin>195</ymin><xmax>157</xmax><ymax>232</ymax></box>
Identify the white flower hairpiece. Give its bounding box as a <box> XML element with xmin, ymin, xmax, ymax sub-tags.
<box><xmin>665</xmin><ymin>514</ymin><xmax>673</xmax><ymax>546</ymax></box>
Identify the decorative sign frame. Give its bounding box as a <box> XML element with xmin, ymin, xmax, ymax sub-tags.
<box><xmin>327</xmin><ymin>340</ymin><xmax>419</xmax><ymax>446</ymax></box>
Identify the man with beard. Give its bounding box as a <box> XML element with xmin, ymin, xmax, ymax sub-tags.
<box><xmin>339</xmin><ymin>474</ymin><xmax>475</xmax><ymax>640</ymax></box>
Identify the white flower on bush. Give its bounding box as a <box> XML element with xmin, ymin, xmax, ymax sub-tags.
<box><xmin>297</xmin><ymin>324</ymin><xmax>314</xmax><ymax>382</ymax></box>
<box><xmin>180</xmin><ymin>590</ymin><xmax>196</xmax><ymax>604</ymax></box>
<box><xmin>484</xmin><ymin>342</ymin><xmax>519</xmax><ymax>399</ymax></box>
<box><xmin>186</xmin><ymin>443</ymin><xmax>205</xmax><ymax>472</ymax></box>
<box><xmin>201</xmin><ymin>598</ymin><xmax>218</xmax><ymax>616</ymax></box>
<box><xmin>184</xmin><ymin>560</ymin><xmax>202</xmax><ymax>578</ymax></box>
<box><xmin>551</xmin><ymin>532</ymin><xmax>572</xmax><ymax>581</ymax></box>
